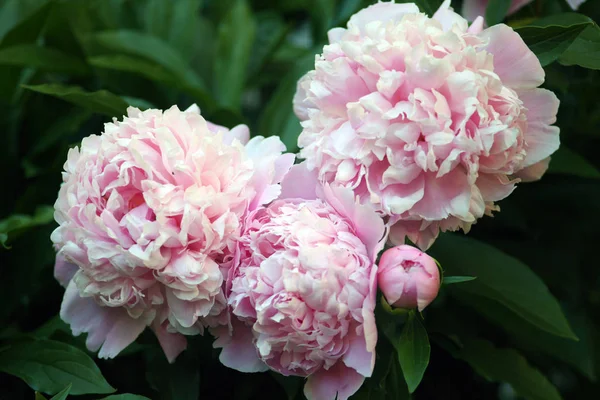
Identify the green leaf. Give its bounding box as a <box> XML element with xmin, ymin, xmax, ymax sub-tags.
<box><xmin>0</xmin><ymin>0</ymin><xmax>51</xmax><ymax>47</ymax></box>
<box><xmin>88</xmin><ymin>55</ymin><xmax>214</xmax><ymax>110</ymax></box>
<box><xmin>0</xmin><ymin>44</ymin><xmax>89</xmax><ymax>74</ymax></box>
<box><xmin>429</xmin><ymin>235</ymin><xmax>577</xmax><ymax>340</ymax></box>
<box><xmin>89</xmin><ymin>54</ymin><xmax>174</xmax><ymax>82</ymax></box>
<box><xmin>548</xmin><ymin>146</ymin><xmax>600</xmax><ymax>179</ymax></box>
<box><xmin>0</xmin><ymin>339</ymin><xmax>115</xmax><ymax>395</ymax></box>
<box><xmin>380</xmin><ymin>295</ymin><xmax>410</xmax><ymax>316</ymax></box>
<box><xmin>140</xmin><ymin>0</ymin><xmax>203</xmax><ymax>62</ymax></box>
<box><xmin>214</xmin><ymin>0</ymin><xmax>256</xmax><ymax>109</ymax></box>
<box><xmin>395</xmin><ymin>311</ymin><xmax>430</xmax><ymax>393</ymax></box>
<box><xmin>87</xmin><ymin>30</ymin><xmax>206</xmax><ymax>90</ymax></box>
<box><xmin>310</xmin><ymin>0</ymin><xmax>335</xmax><ymax>40</ymax></box>
<box><xmin>23</xmin><ymin>108</ymin><xmax>92</xmax><ymax>178</ymax></box>
<box><xmin>443</xmin><ymin>276</ymin><xmax>477</xmax><ymax>285</ymax></box>
<box><xmin>101</xmin><ymin>395</ymin><xmax>152</xmax><ymax>400</ymax></box>
<box><xmin>121</xmin><ymin>96</ymin><xmax>155</xmax><ymax>110</ymax></box>
<box><xmin>485</xmin><ymin>0</ymin><xmax>511</xmax><ymax>26</ymax></box>
<box><xmin>516</xmin><ymin>13</ymin><xmax>593</xmax><ymax>66</ymax></box>
<box><xmin>353</xmin><ymin>329</ymin><xmax>409</xmax><ymax>400</ymax></box>
<box><xmin>559</xmin><ymin>24</ymin><xmax>600</xmax><ymax>69</ymax></box>
<box><xmin>0</xmin><ymin>0</ymin><xmax>52</xmax><ymax>104</ymax></box>
<box><xmin>34</xmin><ymin>316</ymin><xmax>70</xmax><ymax>339</ymax></box>
<box><xmin>334</xmin><ymin>0</ymin><xmax>363</xmax><ymax>26</ymax></box>
<box><xmin>0</xmin><ymin>206</ymin><xmax>54</xmax><ymax>248</ymax></box>
<box><xmin>386</xmin><ymin>353</ymin><xmax>410</xmax><ymax>400</ymax></box>
<box><xmin>270</xmin><ymin>373</ymin><xmax>303</xmax><ymax>400</ymax></box>
<box><xmin>258</xmin><ymin>49</ymin><xmax>316</xmax><ymax>151</ymax></box>
<box><xmin>35</xmin><ymin>393</ymin><xmax>47</xmax><ymax>400</ymax></box>
<box><xmin>27</xmin><ymin>108</ymin><xmax>92</xmax><ymax>158</ymax></box>
<box><xmin>458</xmin><ymin>339</ymin><xmax>562</xmax><ymax>400</ymax></box>
<box><xmin>50</xmin><ymin>384</ymin><xmax>72</xmax><ymax>400</ymax></box>
<box><xmin>454</xmin><ymin>291</ymin><xmax>596</xmax><ymax>381</ymax></box>
<box><xmin>145</xmin><ymin>350</ymin><xmax>199</xmax><ymax>400</ymax></box>
<box><xmin>22</xmin><ymin>84</ymin><xmax>129</xmax><ymax>117</ymax></box>
<box><xmin>248</xmin><ymin>12</ymin><xmax>288</xmax><ymax>80</ymax></box>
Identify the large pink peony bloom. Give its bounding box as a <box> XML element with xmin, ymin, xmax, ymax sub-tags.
<box><xmin>462</xmin><ymin>0</ymin><xmax>587</xmax><ymax>22</ymax></box>
<box><xmin>51</xmin><ymin>105</ymin><xmax>294</xmax><ymax>362</ymax></box>
<box><xmin>294</xmin><ymin>0</ymin><xmax>560</xmax><ymax>249</ymax></box>
<box><xmin>216</xmin><ymin>163</ymin><xmax>387</xmax><ymax>400</ymax></box>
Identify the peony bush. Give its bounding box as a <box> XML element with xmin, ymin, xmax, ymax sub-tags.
<box><xmin>1</xmin><ymin>0</ymin><xmax>599</xmax><ymax>399</ymax></box>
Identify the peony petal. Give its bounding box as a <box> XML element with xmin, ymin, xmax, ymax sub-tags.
<box><xmin>304</xmin><ymin>362</ymin><xmax>365</xmax><ymax>400</ymax></box>
<box><xmin>433</xmin><ymin>0</ymin><xmax>468</xmax><ymax>32</ymax></box>
<box><xmin>245</xmin><ymin>136</ymin><xmax>295</xmax><ymax>210</ymax></box>
<box><xmin>224</xmin><ymin>124</ymin><xmax>251</xmax><ymax>145</ymax></box>
<box><xmin>216</xmin><ymin>320</ymin><xmax>268</xmax><ymax>373</ymax></box>
<box><xmin>409</xmin><ymin>169</ymin><xmax>471</xmax><ymax>220</ymax></box>
<box><xmin>468</xmin><ymin>16</ymin><xmax>485</xmax><ymax>34</ymax></box>
<box><xmin>343</xmin><ymin>331</ymin><xmax>374</xmax><ymax>377</ymax></box>
<box><xmin>508</xmin><ymin>0</ymin><xmax>535</xmax><ymax>14</ymax></box>
<box><xmin>519</xmin><ymin>88</ymin><xmax>560</xmax><ymax>167</ymax></box>
<box><xmin>566</xmin><ymin>0</ymin><xmax>586</xmax><ymax>10</ymax></box>
<box><xmin>389</xmin><ymin>220</ymin><xmax>441</xmax><ymax>251</ymax></box>
<box><xmin>323</xmin><ymin>184</ymin><xmax>387</xmax><ymax>259</ymax></box>
<box><xmin>476</xmin><ymin>174</ymin><xmax>516</xmax><ymax>202</ymax></box>
<box><xmin>54</xmin><ymin>254</ymin><xmax>79</xmax><ymax>288</ymax></box>
<box><xmin>327</xmin><ymin>27</ymin><xmax>346</xmax><ymax>43</ymax></box>
<box><xmin>60</xmin><ymin>281</ymin><xmax>149</xmax><ymax>359</ymax></box>
<box><xmin>294</xmin><ymin>72</ymin><xmax>316</xmax><ymax>121</ymax></box>
<box><xmin>184</xmin><ymin>104</ymin><xmax>201</xmax><ymax>114</ymax></box>
<box><xmin>152</xmin><ymin>319</ymin><xmax>188</xmax><ymax>363</ymax></box>
<box><xmin>280</xmin><ymin>162</ymin><xmax>320</xmax><ymax>201</ymax></box>
<box><xmin>362</xmin><ymin>264</ymin><xmax>379</xmax><ymax>352</ymax></box>
<box><xmin>514</xmin><ymin>157</ymin><xmax>550</xmax><ymax>182</ymax></box>
<box><xmin>347</xmin><ymin>2</ymin><xmax>420</xmax><ymax>32</ymax></box>
<box><xmin>460</xmin><ymin>0</ymin><xmax>486</xmax><ymax>22</ymax></box>
<box><xmin>381</xmin><ymin>175</ymin><xmax>426</xmax><ymax>216</ymax></box>
<box><xmin>482</xmin><ymin>24</ymin><xmax>545</xmax><ymax>89</ymax></box>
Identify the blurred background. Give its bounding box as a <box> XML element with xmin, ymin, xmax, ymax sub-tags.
<box><xmin>0</xmin><ymin>0</ymin><xmax>599</xmax><ymax>399</ymax></box>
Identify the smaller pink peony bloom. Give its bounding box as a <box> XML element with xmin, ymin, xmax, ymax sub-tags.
<box><xmin>52</xmin><ymin>104</ymin><xmax>294</xmax><ymax>362</ymax></box>
<box><xmin>462</xmin><ymin>0</ymin><xmax>586</xmax><ymax>22</ymax></box>
<box><xmin>378</xmin><ymin>245</ymin><xmax>440</xmax><ymax>311</ymax></box>
<box><xmin>216</xmin><ymin>163</ymin><xmax>387</xmax><ymax>400</ymax></box>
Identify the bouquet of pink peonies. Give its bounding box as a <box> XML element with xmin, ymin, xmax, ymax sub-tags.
<box><xmin>1</xmin><ymin>0</ymin><xmax>599</xmax><ymax>399</ymax></box>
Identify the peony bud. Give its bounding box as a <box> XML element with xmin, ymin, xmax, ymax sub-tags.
<box><xmin>378</xmin><ymin>245</ymin><xmax>441</xmax><ymax>312</ymax></box>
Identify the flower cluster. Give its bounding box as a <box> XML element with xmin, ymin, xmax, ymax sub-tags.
<box><xmin>51</xmin><ymin>1</ymin><xmax>560</xmax><ymax>399</ymax></box>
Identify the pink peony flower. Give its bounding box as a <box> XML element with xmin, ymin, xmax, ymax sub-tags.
<box><xmin>462</xmin><ymin>0</ymin><xmax>587</xmax><ymax>22</ymax></box>
<box><xmin>51</xmin><ymin>104</ymin><xmax>294</xmax><ymax>362</ymax></box>
<box><xmin>378</xmin><ymin>245</ymin><xmax>440</xmax><ymax>311</ymax></box>
<box><xmin>215</xmin><ymin>163</ymin><xmax>387</xmax><ymax>400</ymax></box>
<box><xmin>294</xmin><ymin>0</ymin><xmax>560</xmax><ymax>250</ymax></box>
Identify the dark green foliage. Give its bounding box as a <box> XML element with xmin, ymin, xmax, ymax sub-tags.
<box><xmin>1</xmin><ymin>0</ymin><xmax>600</xmax><ymax>399</ymax></box>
